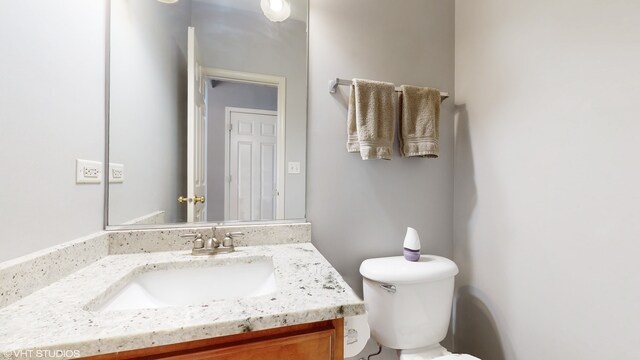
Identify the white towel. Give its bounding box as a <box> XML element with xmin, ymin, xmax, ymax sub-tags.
<box><xmin>346</xmin><ymin>79</ymin><xmax>396</xmax><ymax>160</ymax></box>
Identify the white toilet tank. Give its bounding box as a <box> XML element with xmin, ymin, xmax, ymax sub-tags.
<box><xmin>360</xmin><ymin>255</ymin><xmax>459</xmax><ymax>351</ymax></box>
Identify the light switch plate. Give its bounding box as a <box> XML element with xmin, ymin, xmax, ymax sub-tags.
<box><xmin>109</xmin><ymin>163</ymin><xmax>124</xmax><ymax>183</ymax></box>
<box><xmin>288</xmin><ymin>161</ymin><xmax>301</xmax><ymax>174</ymax></box>
<box><xmin>76</xmin><ymin>159</ymin><xmax>102</xmax><ymax>184</ymax></box>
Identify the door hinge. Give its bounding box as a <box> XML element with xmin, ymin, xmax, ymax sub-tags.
<box><xmin>227</xmin><ymin>175</ymin><xmax>232</xmax><ymax>183</ymax></box>
<box><xmin>226</xmin><ymin>123</ymin><xmax>232</xmax><ymax>132</ymax></box>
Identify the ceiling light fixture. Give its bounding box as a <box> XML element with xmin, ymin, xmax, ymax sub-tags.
<box><xmin>261</xmin><ymin>0</ymin><xmax>291</xmax><ymax>22</ymax></box>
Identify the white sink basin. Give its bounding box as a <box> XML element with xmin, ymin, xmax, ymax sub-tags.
<box><xmin>96</xmin><ymin>259</ymin><xmax>277</xmax><ymax>312</ymax></box>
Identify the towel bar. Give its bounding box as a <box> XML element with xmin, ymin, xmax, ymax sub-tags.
<box><xmin>328</xmin><ymin>78</ymin><xmax>449</xmax><ymax>101</ymax></box>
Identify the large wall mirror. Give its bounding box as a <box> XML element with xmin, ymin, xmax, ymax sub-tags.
<box><xmin>107</xmin><ymin>0</ymin><xmax>308</xmax><ymax>227</ymax></box>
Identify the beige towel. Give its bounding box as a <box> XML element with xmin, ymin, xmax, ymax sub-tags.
<box><xmin>346</xmin><ymin>79</ymin><xmax>396</xmax><ymax>160</ymax></box>
<box><xmin>399</xmin><ymin>85</ymin><xmax>440</xmax><ymax>158</ymax></box>
<box><xmin>346</xmin><ymin>85</ymin><xmax>359</xmax><ymax>153</ymax></box>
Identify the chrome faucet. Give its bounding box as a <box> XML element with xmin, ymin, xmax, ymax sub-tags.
<box><xmin>180</xmin><ymin>229</ymin><xmax>244</xmax><ymax>256</ymax></box>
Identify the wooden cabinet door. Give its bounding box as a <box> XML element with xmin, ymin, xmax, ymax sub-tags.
<box><xmin>83</xmin><ymin>319</ymin><xmax>344</xmax><ymax>360</ymax></box>
<box><xmin>160</xmin><ymin>329</ymin><xmax>335</xmax><ymax>360</ymax></box>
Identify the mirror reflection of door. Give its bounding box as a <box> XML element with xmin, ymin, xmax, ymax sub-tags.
<box><xmin>186</xmin><ymin>28</ymin><xmax>284</xmax><ymax>223</ymax></box>
<box><xmin>203</xmin><ymin>72</ymin><xmax>284</xmax><ymax>222</ymax></box>
<box><xmin>187</xmin><ymin>27</ymin><xmax>207</xmax><ymax>223</ymax></box>
<box><xmin>225</xmin><ymin>108</ymin><xmax>278</xmax><ymax>221</ymax></box>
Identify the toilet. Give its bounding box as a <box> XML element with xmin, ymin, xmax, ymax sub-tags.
<box><xmin>360</xmin><ymin>255</ymin><xmax>480</xmax><ymax>360</ymax></box>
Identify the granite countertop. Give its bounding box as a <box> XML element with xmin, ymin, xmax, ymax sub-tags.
<box><xmin>0</xmin><ymin>243</ymin><xmax>365</xmax><ymax>359</ymax></box>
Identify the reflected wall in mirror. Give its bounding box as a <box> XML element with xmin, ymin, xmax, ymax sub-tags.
<box><xmin>108</xmin><ymin>0</ymin><xmax>308</xmax><ymax>227</ymax></box>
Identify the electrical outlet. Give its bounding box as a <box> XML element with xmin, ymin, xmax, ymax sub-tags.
<box><xmin>288</xmin><ymin>161</ymin><xmax>301</xmax><ymax>174</ymax></box>
<box><xmin>109</xmin><ymin>163</ymin><xmax>124</xmax><ymax>183</ymax></box>
<box><xmin>76</xmin><ymin>159</ymin><xmax>102</xmax><ymax>184</ymax></box>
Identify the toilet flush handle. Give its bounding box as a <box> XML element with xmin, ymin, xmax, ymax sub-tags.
<box><xmin>380</xmin><ymin>284</ymin><xmax>396</xmax><ymax>294</ymax></box>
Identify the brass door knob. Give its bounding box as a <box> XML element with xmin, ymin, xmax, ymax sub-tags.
<box><xmin>178</xmin><ymin>196</ymin><xmax>191</xmax><ymax>204</ymax></box>
<box><xmin>193</xmin><ymin>195</ymin><xmax>205</xmax><ymax>204</ymax></box>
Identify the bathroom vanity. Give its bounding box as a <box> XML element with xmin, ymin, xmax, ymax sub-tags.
<box><xmin>0</xmin><ymin>224</ymin><xmax>364</xmax><ymax>359</ymax></box>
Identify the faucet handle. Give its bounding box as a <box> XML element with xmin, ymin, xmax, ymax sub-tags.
<box><xmin>181</xmin><ymin>233</ymin><xmax>204</xmax><ymax>249</ymax></box>
<box><xmin>223</xmin><ymin>232</ymin><xmax>244</xmax><ymax>247</ymax></box>
<box><xmin>180</xmin><ymin>233</ymin><xmax>204</xmax><ymax>239</ymax></box>
<box><xmin>225</xmin><ymin>232</ymin><xmax>245</xmax><ymax>237</ymax></box>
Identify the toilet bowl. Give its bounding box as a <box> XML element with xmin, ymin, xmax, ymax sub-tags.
<box><xmin>360</xmin><ymin>255</ymin><xmax>480</xmax><ymax>360</ymax></box>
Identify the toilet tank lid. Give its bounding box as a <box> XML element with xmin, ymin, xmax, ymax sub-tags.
<box><xmin>360</xmin><ymin>255</ymin><xmax>459</xmax><ymax>284</ymax></box>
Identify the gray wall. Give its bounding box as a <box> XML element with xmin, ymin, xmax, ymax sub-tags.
<box><xmin>3</xmin><ymin>3</ymin><xmax>640</xmax><ymax>360</ymax></box>
<box><xmin>307</xmin><ymin>3</ymin><xmax>455</xmax><ymax>357</ymax></box>
<box><xmin>206</xmin><ymin>81</ymin><xmax>278</xmax><ymax>220</ymax></box>
<box><xmin>454</xmin><ymin>0</ymin><xmax>640</xmax><ymax>359</ymax></box>
<box><xmin>0</xmin><ymin>0</ymin><xmax>106</xmax><ymax>262</ymax></box>
<box><xmin>108</xmin><ymin>0</ymin><xmax>190</xmax><ymax>224</ymax></box>
<box><xmin>192</xmin><ymin>1</ymin><xmax>307</xmax><ymax>218</ymax></box>
<box><xmin>307</xmin><ymin>0</ymin><xmax>455</xmax><ymax>313</ymax></box>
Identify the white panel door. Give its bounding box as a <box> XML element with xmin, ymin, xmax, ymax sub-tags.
<box><xmin>187</xmin><ymin>27</ymin><xmax>207</xmax><ymax>222</ymax></box>
<box><xmin>226</xmin><ymin>108</ymin><xmax>278</xmax><ymax>221</ymax></box>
